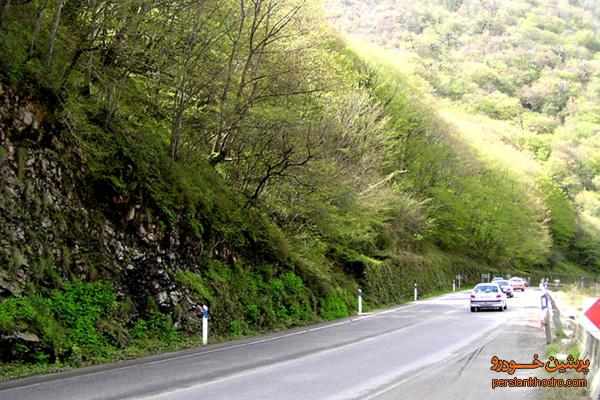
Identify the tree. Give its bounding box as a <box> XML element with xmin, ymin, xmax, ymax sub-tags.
<box><xmin>46</xmin><ymin>0</ymin><xmax>66</xmax><ymax>67</ymax></box>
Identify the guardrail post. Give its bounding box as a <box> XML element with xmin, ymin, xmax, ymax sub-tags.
<box><xmin>201</xmin><ymin>305</ymin><xmax>209</xmax><ymax>346</ymax></box>
<box><xmin>358</xmin><ymin>289</ymin><xmax>363</xmax><ymax>315</ymax></box>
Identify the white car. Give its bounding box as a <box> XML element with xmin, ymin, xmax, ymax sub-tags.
<box><xmin>470</xmin><ymin>283</ymin><xmax>507</xmax><ymax>312</ymax></box>
<box><xmin>496</xmin><ymin>280</ymin><xmax>514</xmax><ymax>298</ymax></box>
<box><xmin>509</xmin><ymin>277</ymin><xmax>526</xmax><ymax>291</ymax></box>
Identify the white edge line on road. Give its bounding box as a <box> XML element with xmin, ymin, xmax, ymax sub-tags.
<box><xmin>0</xmin><ymin>301</ymin><xmax>423</xmax><ymax>393</ymax></box>
<box><xmin>132</xmin><ymin>317</ymin><xmax>434</xmax><ymax>400</ymax></box>
<box><xmin>359</xmin><ymin>299</ymin><xmax>526</xmax><ymax>400</ymax></box>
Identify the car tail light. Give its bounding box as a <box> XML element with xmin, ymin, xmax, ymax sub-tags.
<box><xmin>496</xmin><ymin>294</ymin><xmax>501</xmax><ymax>298</ymax></box>
<box><xmin>470</xmin><ymin>294</ymin><xmax>475</xmax><ymax>298</ymax></box>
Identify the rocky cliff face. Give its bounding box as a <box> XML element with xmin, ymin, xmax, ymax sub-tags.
<box><xmin>0</xmin><ymin>84</ymin><xmax>205</xmax><ymax>333</ymax></box>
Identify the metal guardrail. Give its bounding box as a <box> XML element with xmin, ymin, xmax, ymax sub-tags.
<box><xmin>573</xmin><ymin>317</ymin><xmax>600</xmax><ymax>399</ymax></box>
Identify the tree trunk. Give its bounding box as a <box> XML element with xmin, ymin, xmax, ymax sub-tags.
<box><xmin>170</xmin><ymin>92</ymin><xmax>186</xmax><ymax>161</ymax></box>
<box><xmin>28</xmin><ymin>2</ymin><xmax>47</xmax><ymax>57</ymax></box>
<box><xmin>170</xmin><ymin>113</ymin><xmax>182</xmax><ymax>161</ymax></box>
<box><xmin>84</xmin><ymin>0</ymin><xmax>101</xmax><ymax>96</ymax></box>
<box><xmin>0</xmin><ymin>0</ymin><xmax>11</xmax><ymax>29</ymax></box>
<box><xmin>46</xmin><ymin>0</ymin><xmax>66</xmax><ymax>68</ymax></box>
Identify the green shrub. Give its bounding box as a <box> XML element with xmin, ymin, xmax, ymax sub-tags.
<box><xmin>471</xmin><ymin>91</ymin><xmax>523</xmax><ymax>120</ymax></box>
<box><xmin>131</xmin><ymin>311</ymin><xmax>179</xmax><ymax>343</ymax></box>
<box><xmin>175</xmin><ymin>271</ymin><xmax>214</xmax><ymax>304</ymax></box>
<box><xmin>0</xmin><ymin>281</ymin><xmax>123</xmax><ymax>363</ymax></box>
<box><xmin>320</xmin><ymin>292</ymin><xmax>349</xmax><ymax>320</ymax></box>
<box><xmin>228</xmin><ymin>320</ymin><xmax>246</xmax><ymax>337</ymax></box>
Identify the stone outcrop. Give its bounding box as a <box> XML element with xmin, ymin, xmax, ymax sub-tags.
<box><xmin>0</xmin><ymin>83</ymin><xmax>212</xmax><ymax>334</ymax></box>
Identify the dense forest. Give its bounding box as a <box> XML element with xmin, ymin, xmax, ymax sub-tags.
<box><xmin>328</xmin><ymin>0</ymin><xmax>600</xmax><ymax>268</ymax></box>
<box><xmin>0</xmin><ymin>0</ymin><xmax>597</xmax><ymax>377</ymax></box>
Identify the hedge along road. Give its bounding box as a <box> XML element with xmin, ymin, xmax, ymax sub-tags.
<box><xmin>0</xmin><ymin>289</ymin><xmax>545</xmax><ymax>400</ymax></box>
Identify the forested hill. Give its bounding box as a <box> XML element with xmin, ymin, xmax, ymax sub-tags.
<box><xmin>0</xmin><ymin>0</ymin><xmax>597</xmax><ymax>376</ymax></box>
<box><xmin>327</xmin><ymin>0</ymin><xmax>600</xmax><ymax>269</ymax></box>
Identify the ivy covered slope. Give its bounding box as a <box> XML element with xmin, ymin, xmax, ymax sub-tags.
<box><xmin>0</xmin><ymin>0</ymin><xmax>595</xmax><ymax>378</ymax></box>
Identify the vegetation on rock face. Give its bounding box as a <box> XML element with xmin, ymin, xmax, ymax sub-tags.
<box><xmin>0</xmin><ymin>0</ymin><xmax>597</xmax><ymax>377</ymax></box>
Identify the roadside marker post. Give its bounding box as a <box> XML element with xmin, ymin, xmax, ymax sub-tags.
<box><xmin>540</xmin><ymin>293</ymin><xmax>551</xmax><ymax>344</ymax></box>
<box><xmin>201</xmin><ymin>305</ymin><xmax>209</xmax><ymax>346</ymax></box>
<box><xmin>452</xmin><ymin>280</ymin><xmax>456</xmax><ymax>292</ymax></box>
<box><xmin>358</xmin><ymin>289</ymin><xmax>363</xmax><ymax>315</ymax></box>
<box><xmin>414</xmin><ymin>282</ymin><xmax>418</xmax><ymax>301</ymax></box>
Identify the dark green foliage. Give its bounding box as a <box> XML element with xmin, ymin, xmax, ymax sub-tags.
<box><xmin>203</xmin><ymin>261</ymin><xmax>314</xmax><ymax>336</ymax></box>
<box><xmin>131</xmin><ymin>312</ymin><xmax>179</xmax><ymax>343</ymax></box>
<box><xmin>175</xmin><ymin>272</ymin><xmax>214</xmax><ymax>304</ymax></box>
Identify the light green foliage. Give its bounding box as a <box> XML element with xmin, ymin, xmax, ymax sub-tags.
<box><xmin>540</xmin><ymin>178</ymin><xmax>577</xmax><ymax>253</ymax></box>
<box><xmin>521</xmin><ymin>112</ymin><xmax>558</xmax><ymax>134</ymax></box>
<box><xmin>329</xmin><ymin>0</ymin><xmax>600</xmax><ymax>271</ymax></box>
<box><xmin>469</xmin><ymin>91</ymin><xmax>523</xmax><ymax>120</ymax></box>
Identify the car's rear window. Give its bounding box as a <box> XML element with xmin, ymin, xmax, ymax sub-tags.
<box><xmin>498</xmin><ymin>280</ymin><xmax>509</xmax><ymax>286</ymax></box>
<box><xmin>474</xmin><ymin>285</ymin><xmax>498</xmax><ymax>293</ymax></box>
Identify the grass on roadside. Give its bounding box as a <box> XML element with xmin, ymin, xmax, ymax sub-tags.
<box><xmin>0</xmin><ymin>335</ymin><xmax>202</xmax><ymax>382</ymax></box>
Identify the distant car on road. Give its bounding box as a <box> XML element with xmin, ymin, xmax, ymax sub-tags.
<box><xmin>497</xmin><ymin>280</ymin><xmax>514</xmax><ymax>298</ymax></box>
<box><xmin>508</xmin><ymin>277</ymin><xmax>526</xmax><ymax>291</ymax></box>
<box><xmin>470</xmin><ymin>283</ymin><xmax>507</xmax><ymax>312</ymax></box>
<box><xmin>491</xmin><ymin>277</ymin><xmax>504</xmax><ymax>283</ymax></box>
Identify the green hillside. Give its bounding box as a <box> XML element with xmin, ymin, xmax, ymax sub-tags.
<box><xmin>327</xmin><ymin>0</ymin><xmax>600</xmax><ymax>269</ymax></box>
<box><xmin>0</xmin><ymin>0</ymin><xmax>597</xmax><ymax>378</ymax></box>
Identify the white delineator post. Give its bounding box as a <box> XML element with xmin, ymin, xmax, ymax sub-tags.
<box><xmin>414</xmin><ymin>282</ymin><xmax>418</xmax><ymax>301</ymax></box>
<box><xmin>358</xmin><ymin>289</ymin><xmax>363</xmax><ymax>315</ymax></box>
<box><xmin>452</xmin><ymin>280</ymin><xmax>456</xmax><ymax>292</ymax></box>
<box><xmin>201</xmin><ymin>305</ymin><xmax>209</xmax><ymax>346</ymax></box>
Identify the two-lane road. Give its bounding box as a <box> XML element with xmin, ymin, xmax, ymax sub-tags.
<box><xmin>0</xmin><ymin>289</ymin><xmax>545</xmax><ymax>400</ymax></box>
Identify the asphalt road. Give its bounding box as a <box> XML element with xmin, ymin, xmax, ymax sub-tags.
<box><xmin>0</xmin><ymin>289</ymin><xmax>546</xmax><ymax>400</ymax></box>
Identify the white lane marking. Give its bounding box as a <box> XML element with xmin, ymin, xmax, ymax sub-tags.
<box><xmin>132</xmin><ymin>318</ymin><xmax>435</xmax><ymax>400</ymax></box>
<box><xmin>359</xmin><ymin>293</ymin><xmax>537</xmax><ymax>400</ymax></box>
<box><xmin>0</xmin><ymin>300</ymin><xmax>425</xmax><ymax>393</ymax></box>
<box><xmin>247</xmin><ymin>330</ymin><xmax>308</xmax><ymax>345</ymax></box>
<box><xmin>307</xmin><ymin>321</ymin><xmax>351</xmax><ymax>332</ymax></box>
